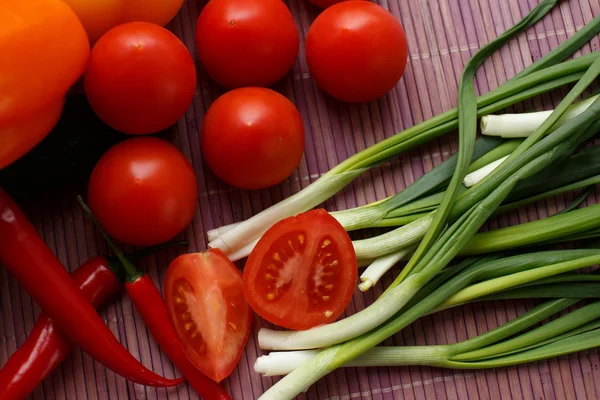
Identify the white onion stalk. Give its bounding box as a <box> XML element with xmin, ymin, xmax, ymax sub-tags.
<box><xmin>258</xmin><ymin>273</ymin><xmax>423</xmax><ymax>351</ymax></box>
<box><xmin>481</xmin><ymin>94</ymin><xmax>598</xmax><ymax>138</ymax></box>
<box><xmin>353</xmin><ymin>214</ymin><xmax>433</xmax><ymax>261</ymax></box>
<box><xmin>206</xmin><ymin>222</ymin><xmax>241</xmax><ymax>242</ymax></box>
<box><xmin>358</xmin><ymin>245</ymin><xmax>416</xmax><ymax>291</ymax></box>
<box><xmin>228</xmin><ymin>238</ymin><xmax>259</xmax><ymax>262</ymax></box>
<box><xmin>208</xmin><ymin>169</ymin><xmax>367</xmax><ymax>254</ymax></box>
<box><xmin>254</xmin><ymin>347</ymin><xmax>446</xmax><ymax>376</ymax></box>
<box><xmin>463</xmin><ymin>155</ymin><xmax>509</xmax><ymax>187</ymax></box>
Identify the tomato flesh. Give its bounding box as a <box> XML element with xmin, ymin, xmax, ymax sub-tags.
<box><xmin>165</xmin><ymin>251</ymin><xmax>252</xmax><ymax>382</ymax></box>
<box><xmin>243</xmin><ymin>209</ymin><xmax>357</xmax><ymax>330</ymax></box>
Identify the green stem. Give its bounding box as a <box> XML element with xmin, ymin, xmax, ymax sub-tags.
<box><xmin>77</xmin><ymin>196</ymin><xmax>143</xmax><ymax>282</ymax></box>
<box><xmin>439</xmin><ymin>254</ymin><xmax>600</xmax><ymax>309</ymax></box>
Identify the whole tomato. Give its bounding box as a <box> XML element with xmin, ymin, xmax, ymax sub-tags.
<box><xmin>84</xmin><ymin>22</ymin><xmax>196</xmax><ymax>135</ymax></box>
<box><xmin>62</xmin><ymin>0</ymin><xmax>185</xmax><ymax>44</ymax></box>
<box><xmin>88</xmin><ymin>137</ymin><xmax>198</xmax><ymax>247</ymax></box>
<box><xmin>305</xmin><ymin>2</ymin><xmax>408</xmax><ymax>103</ymax></box>
<box><xmin>201</xmin><ymin>88</ymin><xmax>305</xmax><ymax>190</ymax></box>
<box><xmin>195</xmin><ymin>0</ymin><xmax>299</xmax><ymax>88</ymax></box>
<box><xmin>0</xmin><ymin>0</ymin><xmax>89</xmax><ymax>127</ymax></box>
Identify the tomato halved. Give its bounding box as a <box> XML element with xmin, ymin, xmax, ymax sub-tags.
<box><xmin>165</xmin><ymin>250</ymin><xmax>252</xmax><ymax>382</ymax></box>
<box><xmin>243</xmin><ymin>209</ymin><xmax>358</xmax><ymax>330</ymax></box>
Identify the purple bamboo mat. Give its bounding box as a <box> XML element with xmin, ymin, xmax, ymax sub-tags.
<box><xmin>2</xmin><ymin>0</ymin><xmax>600</xmax><ymax>398</ymax></box>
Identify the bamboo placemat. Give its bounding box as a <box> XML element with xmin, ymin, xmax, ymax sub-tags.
<box><xmin>2</xmin><ymin>0</ymin><xmax>600</xmax><ymax>398</ymax></box>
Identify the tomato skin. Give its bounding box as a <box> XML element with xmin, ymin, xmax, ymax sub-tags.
<box><xmin>195</xmin><ymin>0</ymin><xmax>300</xmax><ymax>88</ymax></box>
<box><xmin>305</xmin><ymin>2</ymin><xmax>408</xmax><ymax>103</ymax></box>
<box><xmin>201</xmin><ymin>88</ymin><xmax>305</xmax><ymax>190</ymax></box>
<box><xmin>88</xmin><ymin>137</ymin><xmax>198</xmax><ymax>247</ymax></box>
<box><xmin>165</xmin><ymin>251</ymin><xmax>252</xmax><ymax>382</ymax></box>
<box><xmin>307</xmin><ymin>0</ymin><xmax>363</xmax><ymax>9</ymax></box>
<box><xmin>84</xmin><ymin>22</ymin><xmax>196</xmax><ymax>135</ymax></box>
<box><xmin>0</xmin><ymin>0</ymin><xmax>89</xmax><ymax>127</ymax></box>
<box><xmin>62</xmin><ymin>0</ymin><xmax>184</xmax><ymax>44</ymax></box>
<box><xmin>0</xmin><ymin>97</ymin><xmax>65</xmax><ymax>170</ymax></box>
<box><xmin>243</xmin><ymin>209</ymin><xmax>358</xmax><ymax>330</ymax></box>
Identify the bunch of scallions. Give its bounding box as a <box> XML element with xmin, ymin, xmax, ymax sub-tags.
<box><xmin>208</xmin><ymin>1</ymin><xmax>600</xmax><ymax>398</ymax></box>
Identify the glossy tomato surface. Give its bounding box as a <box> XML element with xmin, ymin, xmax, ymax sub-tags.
<box><xmin>84</xmin><ymin>22</ymin><xmax>196</xmax><ymax>135</ymax></box>
<box><xmin>0</xmin><ymin>97</ymin><xmax>65</xmax><ymax>170</ymax></box>
<box><xmin>0</xmin><ymin>0</ymin><xmax>88</xmax><ymax>127</ymax></box>
<box><xmin>195</xmin><ymin>0</ymin><xmax>299</xmax><ymax>88</ymax></box>
<box><xmin>165</xmin><ymin>251</ymin><xmax>252</xmax><ymax>382</ymax></box>
<box><xmin>63</xmin><ymin>0</ymin><xmax>184</xmax><ymax>44</ymax></box>
<box><xmin>305</xmin><ymin>2</ymin><xmax>408</xmax><ymax>103</ymax></box>
<box><xmin>201</xmin><ymin>88</ymin><xmax>305</xmax><ymax>190</ymax></box>
<box><xmin>88</xmin><ymin>137</ymin><xmax>198</xmax><ymax>246</ymax></box>
<box><xmin>308</xmin><ymin>0</ymin><xmax>364</xmax><ymax>9</ymax></box>
<box><xmin>243</xmin><ymin>209</ymin><xmax>358</xmax><ymax>330</ymax></box>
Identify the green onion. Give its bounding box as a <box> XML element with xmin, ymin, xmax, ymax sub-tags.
<box><xmin>481</xmin><ymin>94</ymin><xmax>598</xmax><ymax>138</ymax></box>
<box><xmin>209</xmin><ymin>52</ymin><xmax>599</xmax><ymax>258</ymax></box>
<box><xmin>255</xmin><ymin>298</ymin><xmax>599</xmax><ymax>376</ymax></box>
<box><xmin>258</xmin><ymin>5</ymin><xmax>600</xmax><ymax>396</ymax></box>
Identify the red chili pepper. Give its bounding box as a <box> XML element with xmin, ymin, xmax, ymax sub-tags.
<box><xmin>0</xmin><ymin>257</ymin><xmax>120</xmax><ymax>400</ymax></box>
<box><xmin>126</xmin><ymin>275</ymin><xmax>231</xmax><ymax>400</ymax></box>
<box><xmin>78</xmin><ymin>196</ymin><xmax>231</xmax><ymax>400</ymax></box>
<box><xmin>0</xmin><ymin>188</ymin><xmax>182</xmax><ymax>387</ymax></box>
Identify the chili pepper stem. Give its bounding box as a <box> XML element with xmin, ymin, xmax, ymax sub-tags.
<box><xmin>77</xmin><ymin>195</ymin><xmax>143</xmax><ymax>282</ymax></box>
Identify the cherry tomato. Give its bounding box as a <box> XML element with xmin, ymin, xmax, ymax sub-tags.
<box><xmin>165</xmin><ymin>251</ymin><xmax>252</xmax><ymax>382</ymax></box>
<box><xmin>201</xmin><ymin>88</ymin><xmax>305</xmax><ymax>190</ymax></box>
<box><xmin>0</xmin><ymin>0</ymin><xmax>88</xmax><ymax>127</ymax></box>
<box><xmin>0</xmin><ymin>97</ymin><xmax>65</xmax><ymax>170</ymax></box>
<box><xmin>63</xmin><ymin>0</ymin><xmax>185</xmax><ymax>44</ymax></box>
<box><xmin>308</xmin><ymin>0</ymin><xmax>363</xmax><ymax>9</ymax></box>
<box><xmin>88</xmin><ymin>137</ymin><xmax>198</xmax><ymax>247</ymax></box>
<box><xmin>84</xmin><ymin>22</ymin><xmax>196</xmax><ymax>135</ymax></box>
<box><xmin>195</xmin><ymin>0</ymin><xmax>299</xmax><ymax>88</ymax></box>
<box><xmin>243</xmin><ymin>209</ymin><xmax>358</xmax><ymax>330</ymax></box>
<box><xmin>305</xmin><ymin>2</ymin><xmax>408</xmax><ymax>103</ymax></box>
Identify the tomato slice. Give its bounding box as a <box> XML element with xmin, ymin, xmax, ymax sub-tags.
<box><xmin>243</xmin><ymin>209</ymin><xmax>358</xmax><ymax>330</ymax></box>
<box><xmin>164</xmin><ymin>250</ymin><xmax>252</xmax><ymax>382</ymax></box>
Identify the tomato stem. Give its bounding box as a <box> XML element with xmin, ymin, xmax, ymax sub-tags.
<box><xmin>77</xmin><ymin>195</ymin><xmax>143</xmax><ymax>283</ymax></box>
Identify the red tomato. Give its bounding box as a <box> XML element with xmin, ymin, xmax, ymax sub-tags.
<box><xmin>201</xmin><ymin>88</ymin><xmax>305</xmax><ymax>190</ymax></box>
<box><xmin>0</xmin><ymin>0</ymin><xmax>88</xmax><ymax>127</ymax></box>
<box><xmin>305</xmin><ymin>2</ymin><xmax>408</xmax><ymax>103</ymax></box>
<box><xmin>84</xmin><ymin>22</ymin><xmax>196</xmax><ymax>135</ymax></box>
<box><xmin>195</xmin><ymin>0</ymin><xmax>299</xmax><ymax>88</ymax></box>
<box><xmin>165</xmin><ymin>251</ymin><xmax>252</xmax><ymax>382</ymax></box>
<box><xmin>0</xmin><ymin>96</ymin><xmax>65</xmax><ymax>170</ymax></box>
<box><xmin>88</xmin><ymin>137</ymin><xmax>198</xmax><ymax>246</ymax></box>
<box><xmin>243</xmin><ymin>209</ymin><xmax>358</xmax><ymax>330</ymax></box>
<box><xmin>308</xmin><ymin>0</ymin><xmax>363</xmax><ymax>9</ymax></box>
<box><xmin>63</xmin><ymin>0</ymin><xmax>185</xmax><ymax>43</ymax></box>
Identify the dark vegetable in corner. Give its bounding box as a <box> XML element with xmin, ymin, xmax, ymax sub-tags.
<box><xmin>0</xmin><ymin>188</ymin><xmax>183</xmax><ymax>388</ymax></box>
<box><xmin>0</xmin><ymin>96</ymin><xmax>126</xmax><ymax>196</ymax></box>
